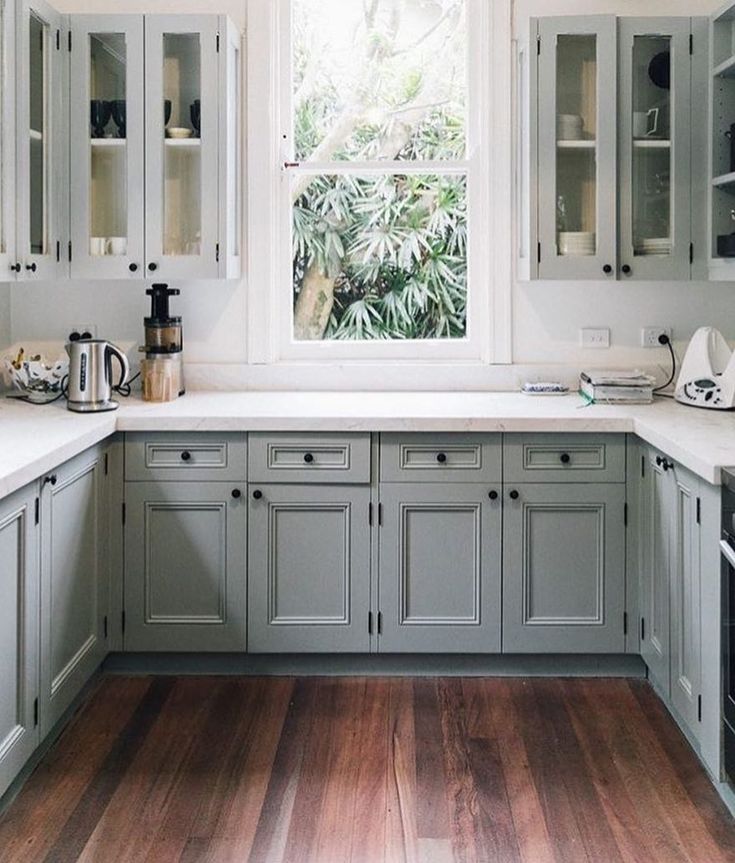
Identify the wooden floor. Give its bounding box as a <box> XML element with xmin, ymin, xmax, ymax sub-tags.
<box><xmin>1</xmin><ymin>677</ymin><xmax>735</xmax><ymax>863</ymax></box>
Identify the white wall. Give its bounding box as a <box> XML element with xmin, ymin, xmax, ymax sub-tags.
<box><xmin>6</xmin><ymin>0</ymin><xmax>733</xmax><ymax>391</ymax></box>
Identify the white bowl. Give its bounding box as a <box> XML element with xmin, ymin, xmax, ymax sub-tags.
<box><xmin>167</xmin><ymin>127</ymin><xmax>193</xmax><ymax>139</ymax></box>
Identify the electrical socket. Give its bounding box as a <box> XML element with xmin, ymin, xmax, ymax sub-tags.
<box><xmin>68</xmin><ymin>323</ymin><xmax>97</xmax><ymax>341</ymax></box>
<box><xmin>641</xmin><ymin>327</ymin><xmax>672</xmax><ymax>348</ymax></box>
<box><xmin>580</xmin><ymin>327</ymin><xmax>610</xmax><ymax>349</ymax></box>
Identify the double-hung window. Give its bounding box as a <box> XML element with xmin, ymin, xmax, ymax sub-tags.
<box><xmin>248</xmin><ymin>0</ymin><xmax>509</xmax><ymax>364</ymax></box>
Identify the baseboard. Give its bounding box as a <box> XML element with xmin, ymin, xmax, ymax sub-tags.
<box><xmin>103</xmin><ymin>652</ymin><xmax>646</xmax><ymax>678</ymax></box>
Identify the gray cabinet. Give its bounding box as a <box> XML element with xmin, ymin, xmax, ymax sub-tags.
<box><xmin>639</xmin><ymin>445</ymin><xmax>702</xmax><ymax>737</ymax></box>
<box><xmin>124</xmin><ymin>481</ymin><xmax>246</xmax><ymax>652</ymax></box>
<box><xmin>248</xmin><ymin>484</ymin><xmax>371</xmax><ymax>653</ymax></box>
<box><xmin>39</xmin><ymin>445</ymin><xmax>108</xmax><ymax>736</ymax></box>
<box><xmin>378</xmin><ymin>483</ymin><xmax>502</xmax><ymax>653</ymax></box>
<box><xmin>0</xmin><ymin>484</ymin><xmax>39</xmax><ymax>799</ymax></box>
<box><xmin>503</xmin><ymin>483</ymin><xmax>626</xmax><ymax>653</ymax></box>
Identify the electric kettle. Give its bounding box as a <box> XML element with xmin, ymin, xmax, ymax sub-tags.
<box><xmin>66</xmin><ymin>339</ymin><xmax>130</xmax><ymax>413</ymax></box>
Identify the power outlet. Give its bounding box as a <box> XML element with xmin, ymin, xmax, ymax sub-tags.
<box><xmin>641</xmin><ymin>327</ymin><xmax>672</xmax><ymax>348</ymax></box>
<box><xmin>580</xmin><ymin>327</ymin><xmax>610</xmax><ymax>349</ymax></box>
<box><xmin>68</xmin><ymin>323</ymin><xmax>97</xmax><ymax>341</ymax></box>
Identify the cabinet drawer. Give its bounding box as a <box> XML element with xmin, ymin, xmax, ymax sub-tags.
<box><xmin>125</xmin><ymin>433</ymin><xmax>247</xmax><ymax>482</ymax></box>
<box><xmin>504</xmin><ymin>434</ymin><xmax>625</xmax><ymax>483</ymax></box>
<box><xmin>248</xmin><ymin>433</ymin><xmax>371</xmax><ymax>484</ymax></box>
<box><xmin>380</xmin><ymin>434</ymin><xmax>501</xmax><ymax>482</ymax></box>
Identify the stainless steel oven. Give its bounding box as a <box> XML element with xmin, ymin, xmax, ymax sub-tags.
<box><xmin>721</xmin><ymin>470</ymin><xmax>735</xmax><ymax>783</ymax></box>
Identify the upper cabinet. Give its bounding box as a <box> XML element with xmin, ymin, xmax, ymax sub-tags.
<box><xmin>0</xmin><ymin>0</ymin><xmax>16</xmax><ymax>278</ymax></box>
<box><xmin>68</xmin><ymin>14</ymin><xmax>241</xmax><ymax>281</ymax></box>
<box><xmin>522</xmin><ymin>15</ymin><xmax>708</xmax><ymax>282</ymax></box>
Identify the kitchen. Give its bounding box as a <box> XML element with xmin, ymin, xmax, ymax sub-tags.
<box><xmin>2</xmin><ymin>0</ymin><xmax>735</xmax><ymax>860</ymax></box>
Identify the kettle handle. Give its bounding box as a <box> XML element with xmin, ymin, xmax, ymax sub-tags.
<box><xmin>106</xmin><ymin>343</ymin><xmax>130</xmax><ymax>390</ymax></box>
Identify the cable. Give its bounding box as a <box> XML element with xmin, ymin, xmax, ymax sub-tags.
<box><xmin>114</xmin><ymin>371</ymin><xmax>141</xmax><ymax>399</ymax></box>
<box><xmin>654</xmin><ymin>334</ymin><xmax>676</xmax><ymax>394</ymax></box>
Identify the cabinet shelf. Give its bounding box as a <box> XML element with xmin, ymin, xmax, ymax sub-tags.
<box><xmin>713</xmin><ymin>54</ymin><xmax>735</xmax><ymax>78</ymax></box>
<box><xmin>164</xmin><ymin>137</ymin><xmax>200</xmax><ymax>148</ymax></box>
<box><xmin>90</xmin><ymin>138</ymin><xmax>125</xmax><ymax>147</ymax></box>
<box><xmin>556</xmin><ymin>139</ymin><xmax>596</xmax><ymax>149</ymax></box>
<box><xmin>712</xmin><ymin>171</ymin><xmax>735</xmax><ymax>189</ymax></box>
<box><xmin>633</xmin><ymin>139</ymin><xmax>671</xmax><ymax>149</ymax></box>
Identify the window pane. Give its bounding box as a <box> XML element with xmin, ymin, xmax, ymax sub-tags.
<box><xmin>292</xmin><ymin>173</ymin><xmax>467</xmax><ymax>341</ymax></box>
<box><xmin>29</xmin><ymin>12</ymin><xmax>49</xmax><ymax>256</ymax></box>
<box><xmin>292</xmin><ymin>0</ymin><xmax>466</xmax><ymax>162</ymax></box>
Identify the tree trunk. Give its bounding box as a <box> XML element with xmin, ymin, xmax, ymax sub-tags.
<box><xmin>293</xmin><ymin>262</ymin><xmax>336</xmax><ymax>340</ymax></box>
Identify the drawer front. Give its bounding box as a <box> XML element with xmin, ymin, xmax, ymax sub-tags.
<box><xmin>248</xmin><ymin>433</ymin><xmax>371</xmax><ymax>484</ymax></box>
<box><xmin>380</xmin><ymin>434</ymin><xmax>502</xmax><ymax>483</ymax></box>
<box><xmin>504</xmin><ymin>434</ymin><xmax>625</xmax><ymax>483</ymax></box>
<box><xmin>125</xmin><ymin>433</ymin><xmax>247</xmax><ymax>482</ymax></box>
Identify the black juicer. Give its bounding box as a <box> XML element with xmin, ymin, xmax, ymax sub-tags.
<box><xmin>140</xmin><ymin>285</ymin><xmax>185</xmax><ymax>401</ymax></box>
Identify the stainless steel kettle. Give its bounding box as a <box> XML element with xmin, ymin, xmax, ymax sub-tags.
<box><xmin>65</xmin><ymin>339</ymin><xmax>130</xmax><ymax>413</ymax></box>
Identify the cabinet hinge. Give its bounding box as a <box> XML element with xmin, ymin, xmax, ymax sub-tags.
<box><xmin>215</xmin><ymin>242</ymin><xmax>220</xmax><ymax>263</ymax></box>
<box><xmin>104</xmin><ymin>452</ymin><xmax>109</xmax><ymax>475</ymax></box>
<box><xmin>368</xmin><ymin>610</ymin><xmax>373</xmax><ymax>635</ymax></box>
<box><xmin>689</xmin><ymin>242</ymin><xmax>694</xmax><ymax>265</ymax></box>
<box><xmin>368</xmin><ymin>502</ymin><xmax>373</xmax><ymax>527</ymax></box>
<box><xmin>122</xmin><ymin>501</ymin><xmax>126</xmax><ymax>525</ymax></box>
<box><xmin>34</xmin><ymin>496</ymin><xmax>40</xmax><ymax>525</ymax></box>
<box><xmin>698</xmin><ymin>694</ymin><xmax>702</xmax><ymax>722</ymax></box>
<box><xmin>537</xmin><ymin>242</ymin><xmax>541</xmax><ymax>264</ymax></box>
<box><xmin>377</xmin><ymin>611</ymin><xmax>383</xmax><ymax>635</ymax></box>
<box><xmin>641</xmin><ymin>454</ymin><xmax>646</xmax><ymax>478</ymax></box>
<box><xmin>68</xmin><ymin>241</ymin><xmax>72</xmax><ymax>263</ymax></box>
<box><xmin>623</xmin><ymin>612</ymin><xmax>628</xmax><ymax>636</ymax></box>
<box><xmin>54</xmin><ymin>29</ymin><xmax>59</xmax><ymax>50</ymax></box>
<box><xmin>33</xmin><ymin>698</ymin><xmax>38</xmax><ymax>728</ymax></box>
<box><xmin>378</xmin><ymin>503</ymin><xmax>383</xmax><ymax>526</ymax></box>
<box><xmin>121</xmin><ymin>610</ymin><xmax>126</xmax><ymax>634</ymax></box>
<box><xmin>216</xmin><ymin>32</ymin><xmax>220</xmax><ymax>52</ymax></box>
<box><xmin>103</xmin><ymin>615</ymin><xmax>108</xmax><ymax>639</ymax></box>
<box><xmin>56</xmin><ymin>240</ymin><xmax>60</xmax><ymax>263</ymax></box>
<box><xmin>536</xmin><ymin>35</ymin><xmax>541</xmax><ymax>55</ymax></box>
<box><xmin>641</xmin><ymin>617</ymin><xmax>646</xmax><ymax>642</ymax></box>
<box><xmin>689</xmin><ymin>33</ymin><xmax>693</xmax><ymax>55</ymax></box>
<box><xmin>696</xmin><ymin>496</ymin><xmax>701</xmax><ymax>525</ymax></box>
<box><xmin>624</xmin><ymin>502</ymin><xmax>628</xmax><ymax>527</ymax></box>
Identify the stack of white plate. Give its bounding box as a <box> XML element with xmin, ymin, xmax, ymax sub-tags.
<box><xmin>635</xmin><ymin>237</ymin><xmax>671</xmax><ymax>256</ymax></box>
<box><xmin>558</xmin><ymin>231</ymin><xmax>595</xmax><ymax>256</ymax></box>
<box><xmin>557</xmin><ymin>114</ymin><xmax>584</xmax><ymax>141</ymax></box>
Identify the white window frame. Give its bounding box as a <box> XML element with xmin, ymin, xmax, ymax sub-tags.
<box><xmin>246</xmin><ymin>0</ymin><xmax>512</xmax><ymax>365</ymax></box>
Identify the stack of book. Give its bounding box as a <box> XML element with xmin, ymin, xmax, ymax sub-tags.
<box><xmin>579</xmin><ymin>370</ymin><xmax>655</xmax><ymax>404</ymax></box>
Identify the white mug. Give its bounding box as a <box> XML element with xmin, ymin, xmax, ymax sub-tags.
<box><xmin>107</xmin><ymin>237</ymin><xmax>127</xmax><ymax>256</ymax></box>
<box><xmin>90</xmin><ymin>236</ymin><xmax>107</xmax><ymax>256</ymax></box>
<box><xmin>633</xmin><ymin>108</ymin><xmax>659</xmax><ymax>138</ymax></box>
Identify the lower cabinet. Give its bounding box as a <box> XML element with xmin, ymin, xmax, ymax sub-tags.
<box><xmin>378</xmin><ymin>483</ymin><xmax>502</xmax><ymax>653</ymax></box>
<box><xmin>248</xmin><ymin>484</ymin><xmax>371</xmax><ymax>653</ymax></box>
<box><xmin>639</xmin><ymin>446</ymin><xmax>702</xmax><ymax>737</ymax></box>
<box><xmin>0</xmin><ymin>485</ymin><xmax>39</xmax><ymax>799</ymax></box>
<box><xmin>124</xmin><ymin>482</ymin><xmax>247</xmax><ymax>651</ymax></box>
<box><xmin>40</xmin><ymin>445</ymin><xmax>109</xmax><ymax>737</ymax></box>
<box><xmin>502</xmin><ymin>483</ymin><xmax>627</xmax><ymax>653</ymax></box>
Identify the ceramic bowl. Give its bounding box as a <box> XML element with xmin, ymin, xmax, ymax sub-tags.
<box><xmin>167</xmin><ymin>127</ymin><xmax>193</xmax><ymax>139</ymax></box>
<box><xmin>3</xmin><ymin>352</ymin><xmax>69</xmax><ymax>395</ymax></box>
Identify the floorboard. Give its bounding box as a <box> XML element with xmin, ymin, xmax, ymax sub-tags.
<box><xmin>0</xmin><ymin>676</ymin><xmax>734</xmax><ymax>863</ymax></box>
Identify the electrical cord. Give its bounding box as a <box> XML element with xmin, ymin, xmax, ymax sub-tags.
<box><xmin>654</xmin><ymin>334</ymin><xmax>676</xmax><ymax>394</ymax></box>
<box><xmin>114</xmin><ymin>371</ymin><xmax>140</xmax><ymax>399</ymax></box>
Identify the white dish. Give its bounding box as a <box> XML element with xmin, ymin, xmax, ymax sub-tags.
<box><xmin>167</xmin><ymin>127</ymin><xmax>193</xmax><ymax>139</ymax></box>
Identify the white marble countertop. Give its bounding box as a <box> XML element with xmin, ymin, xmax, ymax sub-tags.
<box><xmin>1</xmin><ymin>390</ymin><xmax>734</xmax><ymax>498</ymax></box>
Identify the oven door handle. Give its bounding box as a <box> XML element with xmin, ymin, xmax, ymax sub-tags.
<box><xmin>721</xmin><ymin>540</ymin><xmax>735</xmax><ymax>569</ymax></box>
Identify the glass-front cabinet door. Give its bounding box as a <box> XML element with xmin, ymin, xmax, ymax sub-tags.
<box><xmin>69</xmin><ymin>16</ymin><xmax>144</xmax><ymax>279</ymax></box>
<box><xmin>536</xmin><ymin>16</ymin><xmax>617</xmax><ymax>280</ymax></box>
<box><xmin>16</xmin><ymin>0</ymin><xmax>65</xmax><ymax>281</ymax></box>
<box><xmin>0</xmin><ymin>0</ymin><xmax>16</xmax><ymax>277</ymax></box>
<box><xmin>144</xmin><ymin>16</ymin><xmax>220</xmax><ymax>280</ymax></box>
<box><xmin>618</xmin><ymin>19</ymin><xmax>693</xmax><ymax>281</ymax></box>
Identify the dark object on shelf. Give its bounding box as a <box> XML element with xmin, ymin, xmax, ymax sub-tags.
<box><xmin>648</xmin><ymin>51</ymin><xmax>671</xmax><ymax>89</ymax></box>
<box><xmin>190</xmin><ymin>99</ymin><xmax>201</xmax><ymax>137</ymax></box>
<box><xmin>717</xmin><ymin>233</ymin><xmax>735</xmax><ymax>257</ymax></box>
<box><xmin>110</xmin><ymin>99</ymin><xmax>126</xmax><ymax>138</ymax></box>
<box><xmin>90</xmin><ymin>99</ymin><xmax>111</xmax><ymax>138</ymax></box>
<box><xmin>725</xmin><ymin>123</ymin><xmax>735</xmax><ymax>173</ymax></box>
<box><xmin>164</xmin><ymin>99</ymin><xmax>172</xmax><ymax>126</ymax></box>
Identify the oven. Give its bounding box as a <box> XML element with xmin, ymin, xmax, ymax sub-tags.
<box><xmin>721</xmin><ymin>470</ymin><xmax>735</xmax><ymax>783</ymax></box>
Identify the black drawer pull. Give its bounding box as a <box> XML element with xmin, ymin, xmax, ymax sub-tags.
<box><xmin>252</xmin><ymin>489</ymin><xmax>263</xmax><ymax>500</ymax></box>
<box><xmin>231</xmin><ymin>489</ymin><xmax>242</xmax><ymax>499</ymax></box>
<box><xmin>43</xmin><ymin>474</ymin><xmax>57</xmax><ymax>486</ymax></box>
<box><xmin>180</xmin><ymin>451</ymin><xmax>192</xmax><ymax>462</ymax></box>
<box><xmin>560</xmin><ymin>453</ymin><xmax>571</xmax><ymax>464</ymax></box>
<box><xmin>303</xmin><ymin>452</ymin><xmax>314</xmax><ymax>464</ymax></box>
<box><xmin>509</xmin><ymin>489</ymin><xmax>519</xmax><ymax>500</ymax></box>
<box><xmin>436</xmin><ymin>452</ymin><xmax>447</xmax><ymax>464</ymax></box>
<box><xmin>488</xmin><ymin>490</ymin><xmax>498</xmax><ymax>501</ymax></box>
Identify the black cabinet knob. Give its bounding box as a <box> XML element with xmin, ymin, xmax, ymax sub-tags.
<box><xmin>488</xmin><ymin>490</ymin><xmax>498</xmax><ymax>500</ymax></box>
<box><xmin>129</xmin><ymin>263</ymin><xmax>138</xmax><ymax>273</ymax></box>
<box><xmin>622</xmin><ymin>264</ymin><xmax>632</xmax><ymax>275</ymax></box>
<box><xmin>231</xmin><ymin>489</ymin><xmax>242</xmax><ymax>499</ymax></box>
<box><xmin>10</xmin><ymin>262</ymin><xmax>21</xmax><ymax>273</ymax></box>
<box><xmin>509</xmin><ymin>489</ymin><xmax>520</xmax><ymax>500</ymax></box>
<box><xmin>436</xmin><ymin>452</ymin><xmax>447</xmax><ymax>464</ymax></box>
<box><xmin>26</xmin><ymin>263</ymin><xmax>37</xmax><ymax>272</ymax></box>
<box><xmin>180</xmin><ymin>450</ymin><xmax>192</xmax><ymax>462</ymax></box>
<box><xmin>303</xmin><ymin>452</ymin><xmax>314</xmax><ymax>464</ymax></box>
<box><xmin>43</xmin><ymin>474</ymin><xmax>57</xmax><ymax>486</ymax></box>
<box><xmin>560</xmin><ymin>453</ymin><xmax>571</xmax><ymax>464</ymax></box>
<box><xmin>148</xmin><ymin>262</ymin><xmax>158</xmax><ymax>272</ymax></box>
<box><xmin>252</xmin><ymin>489</ymin><xmax>263</xmax><ymax>500</ymax></box>
<box><xmin>603</xmin><ymin>264</ymin><xmax>613</xmax><ymax>275</ymax></box>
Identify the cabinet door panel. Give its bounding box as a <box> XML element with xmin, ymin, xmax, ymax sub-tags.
<box><xmin>503</xmin><ymin>483</ymin><xmax>625</xmax><ymax>653</ymax></box>
<box><xmin>248</xmin><ymin>485</ymin><xmax>370</xmax><ymax>653</ymax></box>
<box><xmin>69</xmin><ymin>15</ymin><xmax>145</xmax><ymax>279</ymax></box>
<box><xmin>124</xmin><ymin>482</ymin><xmax>246</xmax><ymax>651</ymax></box>
<box><xmin>378</xmin><ymin>484</ymin><xmax>501</xmax><ymax>653</ymax></box>
<box><xmin>670</xmin><ymin>464</ymin><xmax>701</xmax><ymax>736</ymax></box>
<box><xmin>0</xmin><ymin>487</ymin><xmax>39</xmax><ymax>799</ymax></box>
<box><xmin>41</xmin><ymin>447</ymin><xmax>108</xmax><ymax>736</ymax></box>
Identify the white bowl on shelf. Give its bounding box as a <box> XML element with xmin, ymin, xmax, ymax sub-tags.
<box><xmin>166</xmin><ymin>127</ymin><xmax>193</xmax><ymax>139</ymax></box>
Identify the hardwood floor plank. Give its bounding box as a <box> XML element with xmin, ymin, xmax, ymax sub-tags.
<box><xmin>413</xmin><ymin>679</ymin><xmax>450</xmax><ymax>844</ymax></box>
